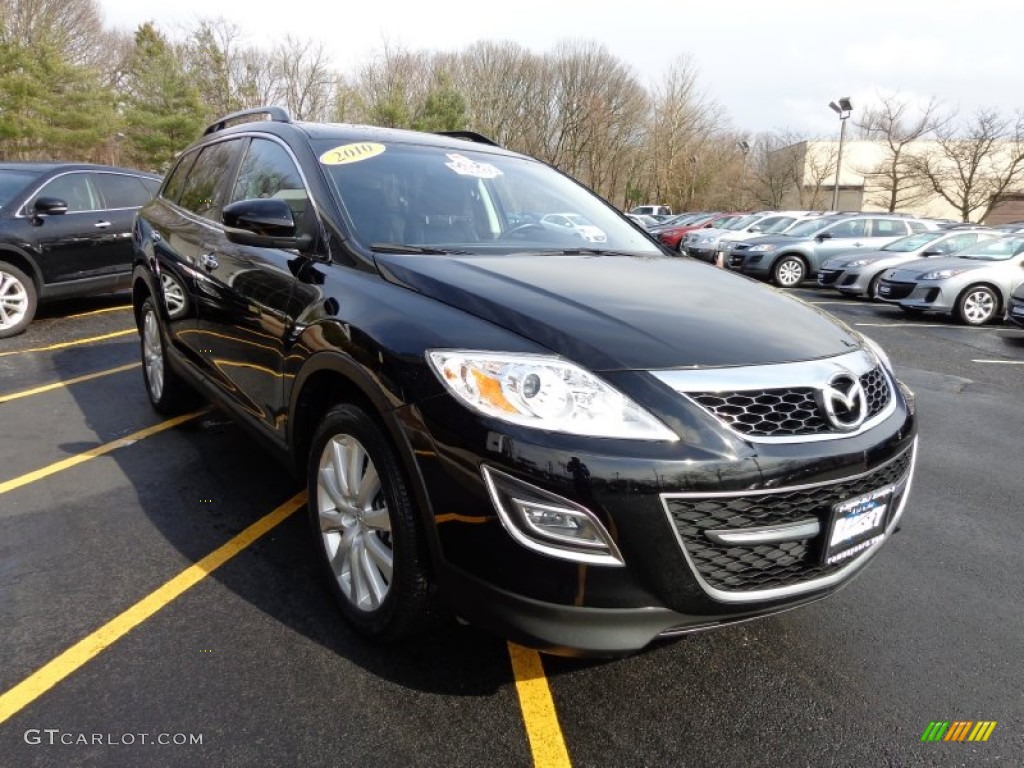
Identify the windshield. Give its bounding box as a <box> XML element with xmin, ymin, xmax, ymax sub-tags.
<box><xmin>0</xmin><ymin>170</ymin><xmax>42</xmax><ymax>210</ymax></box>
<box><xmin>785</xmin><ymin>217</ymin><xmax>845</xmax><ymax>238</ymax></box>
<box><xmin>882</xmin><ymin>232</ymin><xmax>943</xmax><ymax>252</ymax></box>
<box><xmin>316</xmin><ymin>140</ymin><xmax>661</xmax><ymax>255</ymax></box>
<box><xmin>955</xmin><ymin>236</ymin><xmax>1024</xmax><ymax>261</ymax></box>
<box><xmin>764</xmin><ymin>216</ymin><xmax>797</xmax><ymax>233</ymax></box>
<box><xmin>725</xmin><ymin>214</ymin><xmax>758</xmax><ymax>230</ymax></box>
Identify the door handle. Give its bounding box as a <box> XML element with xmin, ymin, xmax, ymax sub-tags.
<box><xmin>200</xmin><ymin>253</ymin><xmax>219</xmax><ymax>270</ymax></box>
<box><xmin>853</xmin><ymin>242</ymin><xmax>862</xmax><ymax>247</ymax></box>
<box><xmin>94</xmin><ymin>220</ymin><xmax>112</xmax><ymax>229</ymax></box>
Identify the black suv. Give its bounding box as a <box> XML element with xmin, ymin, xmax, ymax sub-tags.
<box><xmin>132</xmin><ymin>108</ymin><xmax>917</xmax><ymax>655</ymax></box>
<box><xmin>0</xmin><ymin>163</ymin><xmax>161</xmax><ymax>337</ymax></box>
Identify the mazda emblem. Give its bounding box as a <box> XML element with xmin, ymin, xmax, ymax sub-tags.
<box><xmin>820</xmin><ymin>372</ymin><xmax>867</xmax><ymax>431</ymax></box>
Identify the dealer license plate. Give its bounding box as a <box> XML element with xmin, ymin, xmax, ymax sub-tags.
<box><xmin>825</xmin><ymin>487</ymin><xmax>892</xmax><ymax>565</ymax></box>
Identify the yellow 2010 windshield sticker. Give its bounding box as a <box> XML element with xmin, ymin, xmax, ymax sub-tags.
<box><xmin>320</xmin><ymin>142</ymin><xmax>386</xmax><ymax>165</ymax></box>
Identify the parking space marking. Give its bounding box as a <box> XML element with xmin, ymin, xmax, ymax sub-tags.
<box><xmin>0</xmin><ymin>492</ymin><xmax>306</xmax><ymax>726</ymax></box>
<box><xmin>507</xmin><ymin>643</ymin><xmax>572</xmax><ymax>768</ymax></box>
<box><xmin>855</xmin><ymin>322</ymin><xmax>990</xmax><ymax>330</ymax></box>
<box><xmin>0</xmin><ymin>363</ymin><xmax>140</xmax><ymax>404</ymax></box>
<box><xmin>0</xmin><ymin>411</ymin><xmax>204</xmax><ymax>497</ymax></box>
<box><xmin>0</xmin><ymin>329</ymin><xmax>135</xmax><ymax>358</ymax></box>
<box><xmin>65</xmin><ymin>305</ymin><xmax>133</xmax><ymax>320</ymax></box>
<box><xmin>971</xmin><ymin>359</ymin><xmax>1024</xmax><ymax>365</ymax></box>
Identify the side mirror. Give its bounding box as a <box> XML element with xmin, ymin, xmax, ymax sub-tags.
<box><xmin>816</xmin><ymin>232</ymin><xmax>833</xmax><ymax>241</ymax></box>
<box><xmin>222</xmin><ymin>198</ymin><xmax>310</xmax><ymax>250</ymax></box>
<box><xmin>920</xmin><ymin>248</ymin><xmax>943</xmax><ymax>257</ymax></box>
<box><xmin>33</xmin><ymin>197</ymin><xmax>69</xmax><ymax>216</ymax></box>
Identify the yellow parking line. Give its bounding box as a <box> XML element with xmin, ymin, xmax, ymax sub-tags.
<box><xmin>65</xmin><ymin>305</ymin><xmax>133</xmax><ymax>320</ymax></box>
<box><xmin>0</xmin><ymin>363</ymin><xmax>140</xmax><ymax>404</ymax></box>
<box><xmin>0</xmin><ymin>411</ymin><xmax>204</xmax><ymax>496</ymax></box>
<box><xmin>0</xmin><ymin>329</ymin><xmax>136</xmax><ymax>358</ymax></box>
<box><xmin>0</xmin><ymin>492</ymin><xmax>306</xmax><ymax>726</ymax></box>
<box><xmin>507</xmin><ymin>643</ymin><xmax>572</xmax><ymax>767</ymax></box>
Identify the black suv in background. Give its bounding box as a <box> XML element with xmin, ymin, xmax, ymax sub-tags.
<box><xmin>0</xmin><ymin>163</ymin><xmax>161</xmax><ymax>337</ymax></box>
<box><xmin>132</xmin><ymin>108</ymin><xmax>917</xmax><ymax>655</ymax></box>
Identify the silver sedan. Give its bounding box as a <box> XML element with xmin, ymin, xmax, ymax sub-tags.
<box><xmin>818</xmin><ymin>229</ymin><xmax>997</xmax><ymax>298</ymax></box>
<box><xmin>876</xmin><ymin>235</ymin><xmax>1024</xmax><ymax>325</ymax></box>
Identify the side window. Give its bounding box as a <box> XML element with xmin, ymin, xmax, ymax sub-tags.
<box><xmin>906</xmin><ymin>220</ymin><xmax>929</xmax><ymax>233</ymax></box>
<box><xmin>94</xmin><ymin>173</ymin><xmax>153</xmax><ymax>209</ymax></box>
<box><xmin>229</xmin><ymin>138</ymin><xmax>308</xmax><ymax>223</ymax></box>
<box><xmin>870</xmin><ymin>219</ymin><xmax>907</xmax><ymax>237</ymax></box>
<box><xmin>828</xmin><ymin>218</ymin><xmax>867</xmax><ymax>238</ymax></box>
<box><xmin>949</xmin><ymin>233</ymin><xmax>980</xmax><ymax>252</ymax></box>
<box><xmin>178</xmin><ymin>140</ymin><xmax>243</xmax><ymax>221</ymax></box>
<box><xmin>162</xmin><ymin>151</ymin><xmax>197</xmax><ymax>204</ymax></box>
<box><xmin>140</xmin><ymin>178</ymin><xmax>161</xmax><ymax>197</ymax></box>
<box><xmin>34</xmin><ymin>173</ymin><xmax>99</xmax><ymax>213</ymax></box>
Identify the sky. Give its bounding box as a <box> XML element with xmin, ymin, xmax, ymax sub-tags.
<box><xmin>96</xmin><ymin>0</ymin><xmax>1024</xmax><ymax>137</ymax></box>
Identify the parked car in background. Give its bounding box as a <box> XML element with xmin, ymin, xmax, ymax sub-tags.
<box><xmin>656</xmin><ymin>212</ymin><xmax>736</xmax><ymax>252</ymax></box>
<box><xmin>716</xmin><ymin>212</ymin><xmax>827</xmax><ymax>264</ymax></box>
<box><xmin>0</xmin><ymin>162</ymin><xmax>161</xmax><ymax>337</ymax></box>
<box><xmin>131</xmin><ymin>107</ymin><xmax>918</xmax><ymax>655</ymax></box>
<box><xmin>726</xmin><ymin>214</ymin><xmax>940</xmax><ymax>288</ymax></box>
<box><xmin>818</xmin><ymin>229</ymin><xmax>999</xmax><ymax>298</ymax></box>
<box><xmin>629</xmin><ymin>204</ymin><xmax>672</xmax><ymax>217</ymax></box>
<box><xmin>876</xmin><ymin>234</ymin><xmax>1024</xmax><ymax>325</ymax></box>
<box><xmin>625</xmin><ymin>213</ymin><xmax>660</xmax><ymax>230</ymax></box>
<box><xmin>540</xmin><ymin>212</ymin><xmax>607</xmax><ymax>243</ymax></box>
<box><xmin>1005</xmin><ymin>281</ymin><xmax>1024</xmax><ymax>329</ymax></box>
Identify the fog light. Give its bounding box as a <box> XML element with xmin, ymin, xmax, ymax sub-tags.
<box><xmin>481</xmin><ymin>465</ymin><xmax>624</xmax><ymax>566</ymax></box>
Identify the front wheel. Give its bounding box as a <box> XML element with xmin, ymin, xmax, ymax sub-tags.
<box><xmin>956</xmin><ymin>285</ymin><xmax>999</xmax><ymax>326</ymax></box>
<box><xmin>308</xmin><ymin>403</ymin><xmax>436</xmax><ymax>642</ymax></box>
<box><xmin>772</xmin><ymin>255</ymin><xmax>806</xmax><ymax>288</ymax></box>
<box><xmin>0</xmin><ymin>261</ymin><xmax>37</xmax><ymax>338</ymax></box>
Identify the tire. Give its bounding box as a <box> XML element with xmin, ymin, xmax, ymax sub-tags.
<box><xmin>308</xmin><ymin>403</ymin><xmax>436</xmax><ymax>642</ymax></box>
<box><xmin>139</xmin><ymin>297</ymin><xmax>200</xmax><ymax>414</ymax></box>
<box><xmin>956</xmin><ymin>285</ymin><xmax>999</xmax><ymax>326</ymax></box>
<box><xmin>772</xmin><ymin>255</ymin><xmax>806</xmax><ymax>288</ymax></box>
<box><xmin>0</xmin><ymin>261</ymin><xmax>37</xmax><ymax>338</ymax></box>
<box><xmin>867</xmin><ymin>272</ymin><xmax>884</xmax><ymax>300</ymax></box>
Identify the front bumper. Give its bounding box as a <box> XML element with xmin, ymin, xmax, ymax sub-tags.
<box><xmin>400</xmin><ymin>379</ymin><xmax>917</xmax><ymax>655</ymax></box>
<box><xmin>1006</xmin><ymin>295</ymin><xmax>1024</xmax><ymax>328</ymax></box>
<box><xmin>727</xmin><ymin>249</ymin><xmax>772</xmax><ymax>276</ymax></box>
<box><xmin>876</xmin><ymin>278</ymin><xmax>951</xmax><ymax>310</ymax></box>
<box><xmin>686</xmin><ymin>245</ymin><xmax>718</xmax><ymax>263</ymax></box>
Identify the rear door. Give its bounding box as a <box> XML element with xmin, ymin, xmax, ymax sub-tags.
<box><xmin>90</xmin><ymin>172</ymin><xmax>158</xmax><ymax>277</ymax></box>
<box><xmin>810</xmin><ymin>217</ymin><xmax>870</xmax><ymax>271</ymax></box>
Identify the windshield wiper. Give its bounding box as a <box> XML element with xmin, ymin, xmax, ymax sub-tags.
<box><xmin>556</xmin><ymin>248</ymin><xmax>635</xmax><ymax>256</ymax></box>
<box><xmin>370</xmin><ymin>243</ymin><xmax>471</xmax><ymax>255</ymax></box>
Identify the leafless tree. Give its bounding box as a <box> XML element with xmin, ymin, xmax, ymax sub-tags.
<box><xmin>854</xmin><ymin>94</ymin><xmax>946</xmax><ymax>211</ymax></box>
<box><xmin>909</xmin><ymin>108</ymin><xmax>1024</xmax><ymax>222</ymax></box>
<box><xmin>272</xmin><ymin>36</ymin><xmax>334</xmax><ymax>121</ymax></box>
<box><xmin>0</xmin><ymin>0</ymin><xmax>105</xmax><ymax>66</ymax></box>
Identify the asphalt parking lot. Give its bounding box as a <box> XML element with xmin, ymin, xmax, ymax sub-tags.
<box><xmin>1</xmin><ymin>287</ymin><xmax>1022</xmax><ymax>767</ymax></box>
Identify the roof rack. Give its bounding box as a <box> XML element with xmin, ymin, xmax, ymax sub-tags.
<box><xmin>434</xmin><ymin>130</ymin><xmax>501</xmax><ymax>147</ymax></box>
<box><xmin>203</xmin><ymin>107</ymin><xmax>292</xmax><ymax>136</ymax></box>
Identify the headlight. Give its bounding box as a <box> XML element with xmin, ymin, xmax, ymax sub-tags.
<box><xmin>859</xmin><ymin>333</ymin><xmax>892</xmax><ymax>370</ymax></box>
<box><xmin>748</xmin><ymin>244</ymin><xmax>776</xmax><ymax>252</ymax></box>
<box><xmin>846</xmin><ymin>259</ymin><xmax>872</xmax><ymax>268</ymax></box>
<box><xmin>427</xmin><ymin>351</ymin><xmax>678</xmax><ymax>441</ymax></box>
<box><xmin>920</xmin><ymin>268</ymin><xmax>967</xmax><ymax>280</ymax></box>
<box><xmin>698</xmin><ymin>236</ymin><xmax>714</xmax><ymax>245</ymax></box>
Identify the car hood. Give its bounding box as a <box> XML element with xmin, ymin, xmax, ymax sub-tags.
<box><xmin>885</xmin><ymin>256</ymin><xmax>995</xmax><ymax>280</ymax></box>
<box><xmin>740</xmin><ymin>233</ymin><xmax>807</xmax><ymax>247</ymax></box>
<box><xmin>375</xmin><ymin>252</ymin><xmax>863</xmax><ymax>370</ymax></box>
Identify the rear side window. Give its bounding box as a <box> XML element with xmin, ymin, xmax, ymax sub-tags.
<box><xmin>869</xmin><ymin>219</ymin><xmax>908</xmax><ymax>237</ymax></box>
<box><xmin>906</xmin><ymin>220</ymin><xmax>930</xmax><ymax>233</ymax></box>
<box><xmin>178</xmin><ymin>140</ymin><xmax>243</xmax><ymax>221</ymax></box>
<box><xmin>94</xmin><ymin>173</ymin><xmax>153</xmax><ymax>209</ymax></box>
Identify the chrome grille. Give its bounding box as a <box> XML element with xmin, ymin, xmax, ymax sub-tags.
<box><xmin>664</xmin><ymin>449</ymin><xmax>913</xmax><ymax>594</ymax></box>
<box><xmin>690</xmin><ymin>366</ymin><xmax>892</xmax><ymax>438</ymax></box>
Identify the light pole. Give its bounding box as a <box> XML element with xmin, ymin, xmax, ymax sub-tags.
<box><xmin>736</xmin><ymin>140</ymin><xmax>750</xmax><ymax>207</ymax></box>
<box><xmin>828</xmin><ymin>97</ymin><xmax>853</xmax><ymax>211</ymax></box>
<box><xmin>689</xmin><ymin>154</ymin><xmax>698</xmax><ymax>207</ymax></box>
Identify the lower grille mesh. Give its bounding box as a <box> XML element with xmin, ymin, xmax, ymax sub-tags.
<box><xmin>664</xmin><ymin>449</ymin><xmax>912</xmax><ymax>592</ymax></box>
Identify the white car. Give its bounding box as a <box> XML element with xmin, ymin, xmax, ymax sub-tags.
<box><xmin>540</xmin><ymin>213</ymin><xmax>607</xmax><ymax>243</ymax></box>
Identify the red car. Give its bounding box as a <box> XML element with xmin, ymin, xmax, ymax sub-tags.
<box><xmin>656</xmin><ymin>212</ymin><xmax>743</xmax><ymax>252</ymax></box>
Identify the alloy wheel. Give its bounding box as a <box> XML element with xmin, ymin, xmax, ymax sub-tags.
<box><xmin>317</xmin><ymin>434</ymin><xmax>394</xmax><ymax>612</ymax></box>
<box><xmin>961</xmin><ymin>288</ymin><xmax>996</xmax><ymax>325</ymax></box>
<box><xmin>0</xmin><ymin>270</ymin><xmax>29</xmax><ymax>330</ymax></box>
<box><xmin>142</xmin><ymin>309</ymin><xmax>165</xmax><ymax>401</ymax></box>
